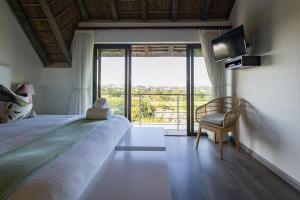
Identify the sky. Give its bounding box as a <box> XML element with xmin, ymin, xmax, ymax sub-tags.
<box><xmin>101</xmin><ymin>57</ymin><xmax>211</xmax><ymax>87</ymax></box>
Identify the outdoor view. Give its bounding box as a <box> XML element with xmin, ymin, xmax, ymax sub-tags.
<box><xmin>100</xmin><ymin>46</ymin><xmax>212</xmax><ymax>134</ymax></box>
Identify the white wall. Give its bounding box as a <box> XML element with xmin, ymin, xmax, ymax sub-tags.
<box><xmin>41</xmin><ymin>67</ymin><xmax>73</xmax><ymax>114</ymax></box>
<box><xmin>0</xmin><ymin>0</ymin><xmax>44</xmax><ymax>113</ymax></box>
<box><xmin>230</xmin><ymin>0</ymin><xmax>300</xmax><ymax>183</ymax></box>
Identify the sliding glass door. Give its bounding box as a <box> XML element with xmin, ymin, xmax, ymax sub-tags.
<box><xmin>131</xmin><ymin>45</ymin><xmax>187</xmax><ymax>135</ymax></box>
<box><xmin>93</xmin><ymin>45</ymin><xmax>131</xmax><ymax>119</ymax></box>
<box><xmin>93</xmin><ymin>44</ymin><xmax>211</xmax><ymax>136</ymax></box>
<box><xmin>187</xmin><ymin>45</ymin><xmax>212</xmax><ymax>135</ymax></box>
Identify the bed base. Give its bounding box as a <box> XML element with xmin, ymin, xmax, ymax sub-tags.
<box><xmin>79</xmin><ymin>127</ymin><xmax>172</xmax><ymax>200</ymax></box>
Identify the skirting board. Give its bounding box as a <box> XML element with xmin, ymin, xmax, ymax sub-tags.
<box><xmin>240</xmin><ymin>143</ymin><xmax>300</xmax><ymax>192</ymax></box>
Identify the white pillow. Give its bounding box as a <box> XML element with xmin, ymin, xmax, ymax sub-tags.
<box><xmin>3</xmin><ymin>102</ymin><xmax>34</xmax><ymax>122</ymax></box>
<box><xmin>0</xmin><ymin>85</ymin><xmax>35</xmax><ymax>123</ymax></box>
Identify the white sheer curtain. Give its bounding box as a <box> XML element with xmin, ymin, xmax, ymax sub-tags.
<box><xmin>69</xmin><ymin>31</ymin><xmax>95</xmax><ymax>114</ymax></box>
<box><xmin>199</xmin><ymin>29</ymin><xmax>227</xmax><ymax>143</ymax></box>
<box><xmin>199</xmin><ymin>29</ymin><xmax>226</xmax><ymax>99</ymax></box>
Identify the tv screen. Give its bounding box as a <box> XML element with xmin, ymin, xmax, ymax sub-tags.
<box><xmin>212</xmin><ymin>25</ymin><xmax>247</xmax><ymax>62</ymax></box>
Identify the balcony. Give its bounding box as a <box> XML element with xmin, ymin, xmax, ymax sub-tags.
<box><xmin>102</xmin><ymin>89</ymin><xmax>211</xmax><ymax>135</ymax></box>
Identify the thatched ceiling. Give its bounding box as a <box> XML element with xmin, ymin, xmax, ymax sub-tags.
<box><xmin>7</xmin><ymin>0</ymin><xmax>235</xmax><ymax>66</ymax></box>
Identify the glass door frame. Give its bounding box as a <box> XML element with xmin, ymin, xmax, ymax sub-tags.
<box><xmin>187</xmin><ymin>44</ymin><xmax>202</xmax><ymax>136</ymax></box>
<box><xmin>93</xmin><ymin>44</ymin><xmax>132</xmax><ymax>120</ymax></box>
<box><xmin>93</xmin><ymin>43</ymin><xmax>201</xmax><ymax>136</ymax></box>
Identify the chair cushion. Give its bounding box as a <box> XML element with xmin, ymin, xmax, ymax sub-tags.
<box><xmin>201</xmin><ymin>112</ymin><xmax>225</xmax><ymax>126</ymax></box>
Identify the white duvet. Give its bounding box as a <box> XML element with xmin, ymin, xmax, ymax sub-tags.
<box><xmin>0</xmin><ymin>115</ymin><xmax>131</xmax><ymax>200</ymax></box>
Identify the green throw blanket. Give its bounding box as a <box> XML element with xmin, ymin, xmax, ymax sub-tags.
<box><xmin>0</xmin><ymin>118</ymin><xmax>101</xmax><ymax>200</ymax></box>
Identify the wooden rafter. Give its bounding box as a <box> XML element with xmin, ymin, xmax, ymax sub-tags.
<box><xmin>20</xmin><ymin>0</ymin><xmax>56</xmax><ymax>7</ymax></box>
<box><xmin>140</xmin><ymin>0</ymin><xmax>147</xmax><ymax>21</ymax></box>
<box><xmin>171</xmin><ymin>0</ymin><xmax>179</xmax><ymax>21</ymax></box>
<box><xmin>226</xmin><ymin>0</ymin><xmax>236</xmax><ymax>19</ymax></box>
<box><xmin>78</xmin><ymin>20</ymin><xmax>232</xmax><ymax>29</ymax></box>
<box><xmin>202</xmin><ymin>0</ymin><xmax>213</xmax><ymax>20</ymax></box>
<box><xmin>38</xmin><ymin>0</ymin><xmax>71</xmax><ymax>64</ymax></box>
<box><xmin>144</xmin><ymin>46</ymin><xmax>150</xmax><ymax>56</ymax></box>
<box><xmin>53</xmin><ymin>0</ymin><xmax>75</xmax><ymax>20</ymax></box>
<box><xmin>75</xmin><ymin>0</ymin><xmax>89</xmax><ymax>21</ymax></box>
<box><xmin>168</xmin><ymin>46</ymin><xmax>174</xmax><ymax>56</ymax></box>
<box><xmin>7</xmin><ymin>0</ymin><xmax>51</xmax><ymax>66</ymax></box>
<box><xmin>109</xmin><ymin>0</ymin><xmax>119</xmax><ymax>21</ymax></box>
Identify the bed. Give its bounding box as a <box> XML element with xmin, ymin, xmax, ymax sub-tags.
<box><xmin>0</xmin><ymin>65</ymin><xmax>132</xmax><ymax>199</ymax></box>
<box><xmin>0</xmin><ymin>114</ymin><xmax>131</xmax><ymax>200</ymax></box>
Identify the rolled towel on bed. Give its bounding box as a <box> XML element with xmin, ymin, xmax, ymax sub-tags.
<box><xmin>86</xmin><ymin>108</ymin><xmax>111</xmax><ymax>120</ymax></box>
<box><xmin>93</xmin><ymin>98</ymin><xmax>109</xmax><ymax>109</ymax></box>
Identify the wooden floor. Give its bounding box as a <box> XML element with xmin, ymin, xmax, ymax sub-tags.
<box><xmin>165</xmin><ymin>136</ymin><xmax>300</xmax><ymax>200</ymax></box>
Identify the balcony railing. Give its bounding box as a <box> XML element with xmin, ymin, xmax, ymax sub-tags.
<box><xmin>132</xmin><ymin>93</ymin><xmax>186</xmax><ymax>130</ymax></box>
<box><xmin>102</xmin><ymin>91</ymin><xmax>211</xmax><ymax>131</ymax></box>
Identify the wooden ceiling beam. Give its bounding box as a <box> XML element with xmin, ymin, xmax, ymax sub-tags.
<box><xmin>30</xmin><ymin>18</ymin><xmax>48</xmax><ymax>21</ymax></box>
<box><xmin>53</xmin><ymin>0</ymin><xmax>75</xmax><ymax>19</ymax></box>
<box><xmin>169</xmin><ymin>45</ymin><xmax>174</xmax><ymax>56</ymax></box>
<box><xmin>75</xmin><ymin>0</ymin><xmax>89</xmax><ymax>21</ymax></box>
<box><xmin>109</xmin><ymin>0</ymin><xmax>119</xmax><ymax>21</ymax></box>
<box><xmin>60</xmin><ymin>16</ymin><xmax>80</xmax><ymax>32</ymax></box>
<box><xmin>171</xmin><ymin>0</ymin><xmax>179</xmax><ymax>21</ymax></box>
<box><xmin>7</xmin><ymin>0</ymin><xmax>51</xmax><ymax>66</ymax></box>
<box><xmin>21</xmin><ymin>0</ymin><xmax>56</xmax><ymax>7</ymax></box>
<box><xmin>226</xmin><ymin>0</ymin><xmax>236</xmax><ymax>19</ymax></box>
<box><xmin>140</xmin><ymin>0</ymin><xmax>147</xmax><ymax>21</ymax></box>
<box><xmin>38</xmin><ymin>0</ymin><xmax>71</xmax><ymax>64</ymax></box>
<box><xmin>78</xmin><ymin>20</ymin><xmax>232</xmax><ymax>29</ymax></box>
<box><xmin>144</xmin><ymin>46</ymin><xmax>150</xmax><ymax>56</ymax></box>
<box><xmin>19</xmin><ymin>3</ymin><xmax>39</xmax><ymax>6</ymax></box>
<box><xmin>202</xmin><ymin>0</ymin><xmax>213</xmax><ymax>20</ymax></box>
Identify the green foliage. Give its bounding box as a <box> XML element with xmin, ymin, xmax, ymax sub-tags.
<box><xmin>101</xmin><ymin>86</ymin><xmax>212</xmax><ymax>124</ymax></box>
<box><xmin>131</xmin><ymin>101</ymin><xmax>156</xmax><ymax>121</ymax></box>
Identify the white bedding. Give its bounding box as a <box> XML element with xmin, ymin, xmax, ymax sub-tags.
<box><xmin>0</xmin><ymin>115</ymin><xmax>131</xmax><ymax>200</ymax></box>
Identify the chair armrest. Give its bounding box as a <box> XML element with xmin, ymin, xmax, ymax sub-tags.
<box><xmin>195</xmin><ymin>104</ymin><xmax>207</xmax><ymax>122</ymax></box>
<box><xmin>223</xmin><ymin>106</ymin><xmax>243</xmax><ymax>127</ymax></box>
<box><xmin>195</xmin><ymin>98</ymin><xmax>219</xmax><ymax>122</ymax></box>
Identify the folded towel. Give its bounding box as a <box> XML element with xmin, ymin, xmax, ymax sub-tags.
<box><xmin>86</xmin><ymin>108</ymin><xmax>111</xmax><ymax>120</ymax></box>
<box><xmin>94</xmin><ymin>98</ymin><xmax>109</xmax><ymax>109</ymax></box>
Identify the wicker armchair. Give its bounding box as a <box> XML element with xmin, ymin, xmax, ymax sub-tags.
<box><xmin>195</xmin><ymin>97</ymin><xmax>244</xmax><ymax>159</ymax></box>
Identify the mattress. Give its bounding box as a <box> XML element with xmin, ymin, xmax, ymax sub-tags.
<box><xmin>0</xmin><ymin>115</ymin><xmax>131</xmax><ymax>200</ymax></box>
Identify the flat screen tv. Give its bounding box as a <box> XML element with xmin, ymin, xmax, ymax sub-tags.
<box><xmin>212</xmin><ymin>25</ymin><xmax>247</xmax><ymax>62</ymax></box>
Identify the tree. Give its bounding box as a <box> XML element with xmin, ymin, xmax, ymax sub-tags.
<box><xmin>131</xmin><ymin>101</ymin><xmax>156</xmax><ymax>121</ymax></box>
